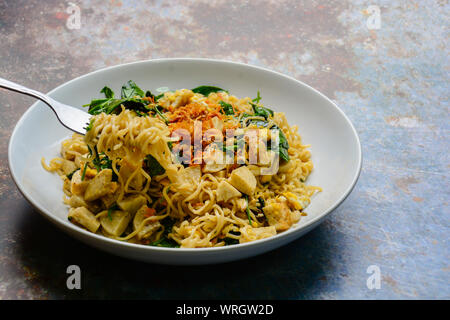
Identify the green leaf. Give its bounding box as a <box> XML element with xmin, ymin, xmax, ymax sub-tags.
<box><xmin>83</xmin><ymin>98</ymin><xmax>109</xmax><ymax>113</ymax></box>
<box><xmin>242</xmin><ymin>117</ymin><xmax>290</xmax><ymax>162</ymax></box>
<box><xmin>66</xmin><ymin>169</ymin><xmax>79</xmax><ymax>180</ymax></box>
<box><xmin>121</xmin><ymin>80</ymin><xmax>145</xmax><ymax>98</ymax></box>
<box><xmin>223</xmin><ymin>230</ymin><xmax>241</xmax><ymax>245</ymax></box>
<box><xmin>150</xmin><ymin>217</ymin><xmax>180</xmax><ymax>248</ymax></box>
<box><xmin>92</xmin><ymin>152</ymin><xmax>112</xmax><ymax>171</ymax></box>
<box><xmin>84</xmin><ymin>82</ymin><xmax>150</xmax><ymax>115</ymax></box>
<box><xmin>145</xmin><ymin>90</ymin><xmax>154</xmax><ymax>99</ymax></box>
<box><xmin>153</xmin><ymin>105</ymin><xmax>169</xmax><ymax>124</ymax></box>
<box><xmin>223</xmin><ymin>237</ymin><xmax>240</xmax><ymax>245</ymax></box>
<box><xmin>279</xmin><ymin>147</ymin><xmax>290</xmax><ymax>162</ymax></box>
<box><xmin>134</xmin><ymin>110</ymin><xmax>148</xmax><ymax>117</ymax></box>
<box><xmin>252</xmin><ymin>90</ymin><xmax>262</xmax><ymax>104</ymax></box>
<box><xmin>150</xmin><ymin>237</ymin><xmax>180</xmax><ymax>248</ymax></box>
<box><xmin>100</xmin><ymin>86</ymin><xmax>115</xmax><ymax>99</ymax></box>
<box><xmin>223</xmin><ymin>143</ymin><xmax>237</xmax><ymax>153</ymax></box>
<box><xmin>155</xmin><ymin>93</ymin><xmax>165</xmax><ymax>101</ymax></box>
<box><xmin>107</xmin><ymin>203</ymin><xmax>119</xmax><ymax>221</ymax></box>
<box><xmin>251</xmin><ymin>103</ymin><xmax>274</xmax><ymax>119</ymax></box>
<box><xmin>84</xmin><ymin>98</ymin><xmax>119</xmax><ymax>115</ymax></box>
<box><xmin>191</xmin><ymin>85</ymin><xmax>228</xmax><ymax>96</ymax></box>
<box><xmin>278</xmin><ymin>129</ymin><xmax>290</xmax><ymax>161</ymax></box>
<box><xmin>144</xmin><ymin>154</ymin><xmax>165</xmax><ymax>177</ymax></box>
<box><xmin>83</xmin><ymin>118</ymin><xmax>95</xmax><ymax>132</ymax></box>
<box><xmin>85</xmin><ymin>97</ymin><xmax>150</xmax><ymax>115</ymax></box>
<box><xmin>258</xmin><ymin>197</ymin><xmax>265</xmax><ymax>211</ymax></box>
<box><xmin>219</xmin><ymin>101</ymin><xmax>234</xmax><ymax>115</ymax></box>
<box><xmin>80</xmin><ymin>162</ymin><xmax>88</xmax><ymax>181</ymax></box>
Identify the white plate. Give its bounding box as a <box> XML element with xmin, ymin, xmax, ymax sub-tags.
<box><xmin>8</xmin><ymin>59</ymin><xmax>361</xmax><ymax>265</ymax></box>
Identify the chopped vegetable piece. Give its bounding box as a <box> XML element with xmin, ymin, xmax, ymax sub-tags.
<box><xmin>191</xmin><ymin>85</ymin><xmax>228</xmax><ymax>96</ymax></box>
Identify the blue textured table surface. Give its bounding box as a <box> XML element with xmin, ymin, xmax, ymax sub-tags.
<box><xmin>0</xmin><ymin>0</ymin><xmax>448</xmax><ymax>299</ymax></box>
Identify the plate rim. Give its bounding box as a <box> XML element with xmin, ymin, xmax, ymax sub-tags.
<box><xmin>7</xmin><ymin>58</ymin><xmax>362</xmax><ymax>254</ymax></box>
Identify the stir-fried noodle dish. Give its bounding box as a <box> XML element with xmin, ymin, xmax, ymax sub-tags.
<box><xmin>42</xmin><ymin>81</ymin><xmax>321</xmax><ymax>248</ymax></box>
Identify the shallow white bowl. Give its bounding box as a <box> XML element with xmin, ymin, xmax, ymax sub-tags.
<box><xmin>8</xmin><ymin>59</ymin><xmax>361</xmax><ymax>265</ymax></box>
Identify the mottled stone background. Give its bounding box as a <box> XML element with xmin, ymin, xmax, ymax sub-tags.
<box><xmin>0</xmin><ymin>0</ymin><xmax>448</xmax><ymax>299</ymax></box>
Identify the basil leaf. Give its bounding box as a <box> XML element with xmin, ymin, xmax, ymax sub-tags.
<box><xmin>278</xmin><ymin>129</ymin><xmax>290</xmax><ymax>161</ymax></box>
<box><xmin>144</xmin><ymin>154</ymin><xmax>165</xmax><ymax>177</ymax></box>
<box><xmin>151</xmin><ymin>105</ymin><xmax>168</xmax><ymax>124</ymax></box>
<box><xmin>150</xmin><ymin>237</ymin><xmax>180</xmax><ymax>248</ymax></box>
<box><xmin>251</xmin><ymin>103</ymin><xmax>274</xmax><ymax>119</ymax></box>
<box><xmin>279</xmin><ymin>145</ymin><xmax>290</xmax><ymax>162</ymax></box>
<box><xmin>223</xmin><ymin>237</ymin><xmax>240</xmax><ymax>245</ymax></box>
<box><xmin>85</xmin><ymin>97</ymin><xmax>149</xmax><ymax>115</ymax></box>
<box><xmin>191</xmin><ymin>85</ymin><xmax>228</xmax><ymax>96</ymax></box>
<box><xmin>145</xmin><ymin>90</ymin><xmax>154</xmax><ymax>99</ymax></box>
<box><xmin>223</xmin><ymin>230</ymin><xmax>240</xmax><ymax>246</ymax></box>
<box><xmin>150</xmin><ymin>218</ymin><xmax>180</xmax><ymax>248</ymax></box>
<box><xmin>100</xmin><ymin>86</ymin><xmax>115</xmax><ymax>99</ymax></box>
<box><xmin>242</xmin><ymin>117</ymin><xmax>290</xmax><ymax>162</ymax></box>
<box><xmin>121</xmin><ymin>80</ymin><xmax>145</xmax><ymax>98</ymax></box>
<box><xmin>84</xmin><ymin>98</ymin><xmax>120</xmax><ymax>115</ymax></box>
<box><xmin>155</xmin><ymin>93</ymin><xmax>165</xmax><ymax>101</ymax></box>
<box><xmin>219</xmin><ymin>101</ymin><xmax>234</xmax><ymax>115</ymax></box>
<box><xmin>245</xmin><ymin>118</ymin><xmax>270</xmax><ymax>128</ymax></box>
<box><xmin>92</xmin><ymin>152</ymin><xmax>112</xmax><ymax>171</ymax></box>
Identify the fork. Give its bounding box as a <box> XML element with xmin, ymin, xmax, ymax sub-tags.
<box><xmin>0</xmin><ymin>77</ymin><xmax>91</xmax><ymax>134</ymax></box>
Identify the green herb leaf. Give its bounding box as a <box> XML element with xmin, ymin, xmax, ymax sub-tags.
<box><xmin>84</xmin><ymin>82</ymin><xmax>158</xmax><ymax>115</ymax></box>
<box><xmin>92</xmin><ymin>152</ymin><xmax>112</xmax><ymax>171</ymax></box>
<box><xmin>251</xmin><ymin>103</ymin><xmax>274</xmax><ymax>119</ymax></box>
<box><xmin>242</xmin><ymin>117</ymin><xmax>290</xmax><ymax>162</ymax></box>
<box><xmin>258</xmin><ymin>197</ymin><xmax>265</xmax><ymax>210</ymax></box>
<box><xmin>144</xmin><ymin>154</ymin><xmax>165</xmax><ymax>177</ymax></box>
<box><xmin>223</xmin><ymin>230</ymin><xmax>240</xmax><ymax>245</ymax></box>
<box><xmin>145</xmin><ymin>90</ymin><xmax>154</xmax><ymax>99</ymax></box>
<box><xmin>66</xmin><ymin>168</ymin><xmax>79</xmax><ymax>180</ymax></box>
<box><xmin>81</xmin><ymin>162</ymin><xmax>88</xmax><ymax>181</ymax></box>
<box><xmin>121</xmin><ymin>80</ymin><xmax>145</xmax><ymax>98</ymax></box>
<box><xmin>100</xmin><ymin>86</ymin><xmax>115</xmax><ymax>99</ymax></box>
<box><xmin>223</xmin><ymin>237</ymin><xmax>240</xmax><ymax>245</ymax></box>
<box><xmin>278</xmin><ymin>129</ymin><xmax>290</xmax><ymax>161</ymax></box>
<box><xmin>223</xmin><ymin>143</ymin><xmax>237</xmax><ymax>153</ymax></box>
<box><xmin>153</xmin><ymin>105</ymin><xmax>169</xmax><ymax>124</ymax></box>
<box><xmin>149</xmin><ymin>218</ymin><xmax>180</xmax><ymax>248</ymax></box>
<box><xmin>219</xmin><ymin>101</ymin><xmax>234</xmax><ymax>115</ymax></box>
<box><xmin>155</xmin><ymin>93</ymin><xmax>165</xmax><ymax>101</ymax></box>
<box><xmin>84</xmin><ymin>97</ymin><xmax>150</xmax><ymax>115</ymax></box>
<box><xmin>107</xmin><ymin>203</ymin><xmax>119</xmax><ymax>221</ymax></box>
<box><xmin>252</xmin><ymin>90</ymin><xmax>262</xmax><ymax>104</ymax></box>
<box><xmin>191</xmin><ymin>85</ymin><xmax>228</xmax><ymax>96</ymax></box>
<box><xmin>84</xmin><ymin>118</ymin><xmax>95</xmax><ymax>132</ymax></box>
<box><xmin>150</xmin><ymin>237</ymin><xmax>180</xmax><ymax>248</ymax></box>
<box><xmin>134</xmin><ymin>110</ymin><xmax>148</xmax><ymax>117</ymax></box>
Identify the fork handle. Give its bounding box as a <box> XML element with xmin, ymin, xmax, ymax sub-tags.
<box><xmin>0</xmin><ymin>77</ymin><xmax>56</xmax><ymax>108</ymax></box>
